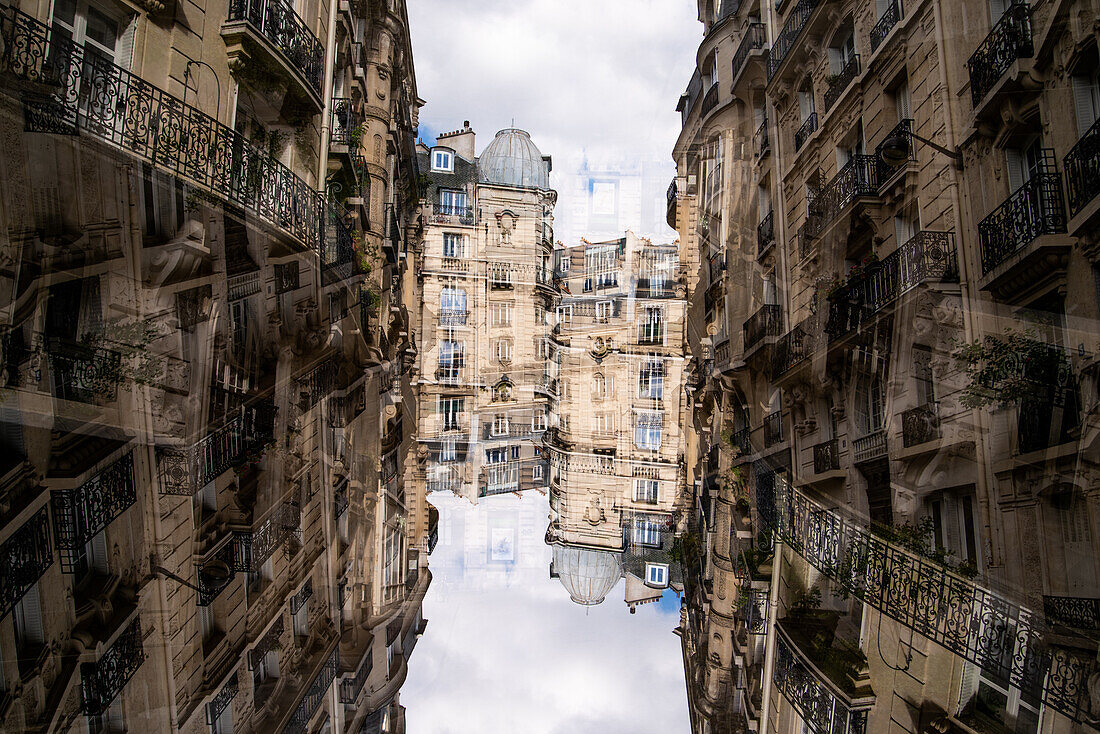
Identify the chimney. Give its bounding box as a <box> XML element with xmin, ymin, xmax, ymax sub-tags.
<box><xmin>437</xmin><ymin>120</ymin><xmax>475</xmax><ymax>162</ymax></box>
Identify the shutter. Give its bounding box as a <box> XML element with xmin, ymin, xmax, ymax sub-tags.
<box><xmin>959</xmin><ymin>660</ymin><xmax>979</xmax><ymax>708</ymax></box>
<box><xmin>91</xmin><ymin>530</ymin><xmax>109</xmax><ymax>574</ymax></box>
<box><xmin>876</xmin><ymin>0</ymin><xmax>889</xmax><ymax>18</ymax></box>
<box><xmin>988</xmin><ymin>0</ymin><xmax>1006</xmax><ymax>23</ymax></box>
<box><xmin>115</xmin><ymin>16</ymin><xmax>136</xmax><ymax>70</ymax></box>
<box><xmin>23</xmin><ymin>583</ymin><xmax>43</xmax><ymax>645</ymax></box>
<box><xmin>896</xmin><ymin>81</ymin><xmax>911</xmax><ymax>120</ymax></box>
<box><xmin>1006</xmin><ymin>148</ymin><xmax>1024</xmax><ymax>193</ymax></box>
<box><xmin>1072</xmin><ymin>74</ymin><xmax>1099</xmax><ymax>137</ymax></box>
<box><xmin>942</xmin><ymin>495</ymin><xmax>962</xmax><ymax>559</ymax></box>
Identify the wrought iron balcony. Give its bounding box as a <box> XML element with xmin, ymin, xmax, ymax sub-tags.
<box><xmin>731</xmin><ymin>23</ymin><xmax>766</xmax><ymax>86</ymax></box>
<box><xmin>0</xmin><ymin>8</ymin><xmax>323</xmax><ymax>251</ymax></box>
<box><xmin>756</xmin><ymin>478</ymin><xmax>1099</xmax><ymax>725</ymax></box>
<box><xmin>80</xmin><ymin>617</ymin><xmax>145</xmax><ymax>716</ymax></box>
<box><xmin>334</xmin><ymin>479</ymin><xmax>349</xmax><ymax>518</ymax></box>
<box><xmin>869</xmin><ymin>0</ymin><xmax>903</xmax><ymax>53</ymax></box>
<box><xmin>812</xmin><ymin>155</ymin><xmax>879</xmax><ymax>231</ymax></box>
<box><xmin>53</xmin><ymin>452</ymin><xmax>136</xmax><ymax>573</ymax></box>
<box><xmin>978</xmin><ymin>150</ymin><xmax>1067</xmax><ymax>275</ymax></box>
<box><xmin>339</xmin><ymin>649</ymin><xmax>373</xmax><ymax>704</ymax></box>
<box><xmin>901</xmin><ymin>403</ymin><xmax>940</xmax><ymax>447</ymax></box>
<box><xmin>766</xmin><ymin>0</ymin><xmax>822</xmax><ymax>81</ymax></box>
<box><xmin>852</xmin><ymin>429</ymin><xmax>886</xmax><ymax>464</ymax></box>
<box><xmin>275</xmin><ymin>261</ymin><xmax>301</xmax><ymax>294</ymax></box>
<box><xmin>285</xmin><ymin>645</ymin><xmax>340</xmax><ymax>734</ymax></box>
<box><xmin>701</xmin><ymin>83</ymin><xmax>720</xmax><ymax>117</ymax></box>
<box><xmin>874</xmin><ymin>119</ymin><xmax>914</xmax><ymax>184</ymax></box>
<box><xmin>157</xmin><ymin>402</ymin><xmax>276</xmax><ymax>495</ymax></box>
<box><xmin>205</xmin><ymin>673</ymin><xmax>239</xmax><ymax>728</ymax></box>
<box><xmin>1043</xmin><ymin>595</ymin><xmax>1100</xmax><ymax>631</ymax></box>
<box><xmin>742</xmin><ymin>588</ymin><xmax>769</xmax><ymax>634</ymax></box>
<box><xmin>300</xmin><ymin>359</ymin><xmax>338</xmax><ymax>411</ymax></box>
<box><xmin>225</xmin><ymin>0</ymin><xmax>324</xmax><ymax>98</ymax></box>
<box><xmin>707</xmin><ymin>251</ymin><xmax>726</xmax><ymax>283</ymax></box>
<box><xmin>794</xmin><ymin>113</ymin><xmax>818</xmax><ymax>151</ymax></box>
<box><xmin>771</xmin><ymin>319</ymin><xmax>816</xmax><ymax>377</ymax></box>
<box><xmin>763</xmin><ymin>412</ymin><xmax>783</xmax><ymax>448</ymax></box>
<box><xmin>45</xmin><ymin>336</ymin><xmax>122</xmax><ymax>403</ymax></box>
<box><xmin>728</xmin><ymin>427</ymin><xmax>752</xmax><ymax>457</ymax></box>
<box><xmin>824</xmin><ymin>55</ymin><xmax>860</xmax><ymax>111</ymax></box>
<box><xmin>812</xmin><ymin>438</ymin><xmax>839</xmax><ymax>473</ymax></box>
<box><xmin>1064</xmin><ymin>116</ymin><xmax>1100</xmax><ymax>217</ymax></box>
<box><xmin>966</xmin><ymin>0</ymin><xmax>1033</xmax><ymax>106</ymax></box>
<box><xmin>1017</xmin><ymin>379</ymin><xmax>1079</xmax><ymax>454</ymax></box>
<box><xmin>0</xmin><ymin>505</ymin><xmax>53</xmax><ymax>619</ymax></box>
<box><xmin>666</xmin><ymin>179</ymin><xmax>677</xmax><ymax>210</ymax></box>
<box><xmin>329</xmin><ymin>97</ymin><xmax>359</xmax><ymax>147</ymax></box>
<box><xmin>756</xmin><ymin>117</ymin><xmax>770</xmax><ymax>158</ymax></box>
<box><xmin>322</xmin><ymin>206</ymin><xmax>357</xmax><ymax>282</ymax></box>
<box><xmin>773</xmin><ymin>626</ymin><xmax>871</xmax><ymax>734</ymax></box>
<box><xmin>757</xmin><ymin>210</ymin><xmax>775</xmax><ymax>256</ymax></box>
<box><xmin>743</xmin><ymin>304</ymin><xmax>782</xmax><ymax>352</ymax></box>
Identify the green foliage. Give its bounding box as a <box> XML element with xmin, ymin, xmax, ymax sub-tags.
<box><xmin>880</xmin><ymin>517</ymin><xmax>954</xmax><ymax>566</ymax></box>
<box><xmin>670</xmin><ymin>531</ymin><xmax>701</xmax><ymax>565</ymax></box>
<box><xmin>789</xmin><ymin>585</ymin><xmax>822</xmax><ymax>618</ymax></box>
<box><xmin>952</xmin><ymin>327</ymin><xmax>1070</xmax><ymax>409</ymax></box>
<box><xmin>80</xmin><ymin>319</ymin><xmax>166</xmax><ymax>389</ymax></box>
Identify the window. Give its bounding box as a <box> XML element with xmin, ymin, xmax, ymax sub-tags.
<box><xmin>89</xmin><ymin>694</ymin><xmax>125</xmax><ymax>734</ymax></box>
<box><xmin>442</xmin><ymin>232</ymin><xmax>465</xmax><ymax>258</ymax></box>
<box><xmin>1072</xmin><ymin>66</ymin><xmax>1100</xmax><ymax>137</ymax></box>
<box><xmin>1006</xmin><ymin>138</ymin><xmax>1043</xmax><ymax>193</ymax></box>
<box><xmin>634</xmin><ymin>479</ymin><xmax>659</xmax><ymax>504</ymax></box>
<box><xmin>493</xmin><ymin>338</ymin><xmax>513</xmax><ymax>364</ymax></box>
<box><xmin>532</xmin><ymin>463</ymin><xmax>544</xmax><ymax>480</ymax></box>
<box><xmin>632</xmin><ymin>518</ymin><xmax>661</xmax><ymax>546</ymax></box>
<box><xmin>639</xmin><ymin>358</ymin><xmax>665</xmax><ymax>399</ymax></box>
<box><xmin>893</xmin><ymin>77</ymin><xmax>911</xmax><ymax>122</ymax></box>
<box><xmin>431</xmin><ymin>148</ymin><xmax>454</xmax><ymax>172</ymax></box>
<box><xmin>491</xmin><ymin>414</ymin><xmax>510</xmax><ymax>437</ymax></box>
<box><xmin>596</xmin><ymin>301</ymin><xmax>612</xmax><ymax>323</ymax></box>
<box><xmin>199</xmin><ymin>603</ymin><xmax>216</xmax><ymax>642</ymax></box>
<box><xmin>634</xmin><ymin>411</ymin><xmax>663</xmax><ymax>450</ymax></box>
<box><xmin>646</xmin><ymin>563</ymin><xmax>669</xmax><ymax>587</ymax></box>
<box><xmin>439</xmin><ymin>397</ymin><xmax>463</xmax><ymax>431</ymax></box>
<box><xmin>535</xmin><ymin>337</ymin><xmax>550</xmax><ymax>360</ymax></box>
<box><xmin>440</xmin><ymin>437</ymin><xmax>457</xmax><ymax>462</ymax></box>
<box><xmin>532</xmin><ymin>412</ymin><xmax>548</xmax><ymax>432</ymax></box>
<box><xmin>585</xmin><ymin>244</ymin><xmax>619</xmax><ymax>290</ymax></box>
<box><xmin>438</xmin><ymin>340</ymin><xmax>464</xmax><ymax>383</ymax></box>
<box><xmin>556</xmin><ymin>305</ymin><xmax>572</xmax><ymax>325</ymax></box>
<box><xmin>437</xmin><ymin>188</ymin><xmax>467</xmax><ymax>214</ymax></box>
<box><xmin>594</xmin><ymin>413</ymin><xmax>613</xmax><ymax>435</ymax></box>
<box><xmin>13</xmin><ymin>582</ymin><xmax>43</xmax><ymax>656</ymax></box>
<box><xmin>798</xmin><ymin>78</ymin><xmax>815</xmax><ymax>121</ymax></box>
<box><xmin>52</xmin><ymin>0</ymin><xmax>128</xmax><ymax>66</ymax></box>
<box><xmin>486</xmin><ymin>447</ymin><xmax>508</xmax><ymax>464</ymax></box>
<box><xmin>558</xmin><ymin>256</ymin><xmax>570</xmax><ymax>272</ymax></box>
<box><xmin>489</xmin><ymin>264</ymin><xmax>514</xmax><ymax>288</ymax></box>
<box><xmin>592</xmin><ymin>372</ymin><xmax>608</xmax><ymax>399</ymax></box>
<box><xmin>440</xmin><ymin>287</ymin><xmax>467</xmax><ymax>325</ymax></box>
<box><xmin>913</xmin><ymin>345</ymin><xmax>934</xmax><ymax>406</ymax></box>
<box><xmin>490</xmin><ymin>302</ymin><xmax>513</xmax><ymax>327</ymax></box>
<box><xmin>639</xmin><ymin>306</ymin><xmax>664</xmax><ymax>344</ymax></box>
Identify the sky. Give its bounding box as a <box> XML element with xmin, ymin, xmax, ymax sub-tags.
<box><xmin>401</xmin><ymin>492</ymin><xmax>690</xmax><ymax>734</ymax></box>
<box><xmin>406</xmin><ymin>0</ymin><xmax>700</xmax><ymax>245</ymax></box>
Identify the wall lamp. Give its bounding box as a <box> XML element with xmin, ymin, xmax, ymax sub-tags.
<box><xmin>878</xmin><ymin>130</ymin><xmax>963</xmax><ymax>171</ymax></box>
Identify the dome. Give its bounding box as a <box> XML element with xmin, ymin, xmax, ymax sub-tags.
<box><xmin>478</xmin><ymin>128</ymin><xmax>550</xmax><ymax>189</ymax></box>
<box><xmin>552</xmin><ymin>544</ymin><xmax>622</xmax><ymax>606</ymax></box>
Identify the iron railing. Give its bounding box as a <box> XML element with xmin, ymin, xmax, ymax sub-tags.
<box><xmin>322</xmin><ymin>205</ymin><xmax>357</xmax><ymax>281</ymax></box>
<box><xmin>275</xmin><ymin>261</ymin><xmax>300</xmax><ymax>293</ymax></box>
<box><xmin>743</xmin><ymin>588</ymin><xmax>769</xmax><ymax>634</ymax></box>
<box><xmin>0</xmin><ymin>8</ymin><xmax>323</xmax><ymax>250</ymax></box>
<box><xmin>966</xmin><ymin>0</ymin><xmax>1033</xmax><ymax>106</ymax></box>
<box><xmin>53</xmin><ymin>452</ymin><xmax>136</xmax><ymax>573</ymax></box>
<box><xmin>431</xmin><ymin>202</ymin><xmax>474</xmax><ymax>224</ymax></box>
<box><xmin>757</xmin><ymin>210</ymin><xmax>775</xmax><ymax>255</ymax></box>
<box><xmin>766</xmin><ymin>0</ymin><xmax>822</xmax><ymax>81</ymax></box>
<box><xmin>875</xmin><ymin>119</ymin><xmax>914</xmax><ymax>183</ymax></box>
<box><xmin>811</xmin><ymin>155</ymin><xmax>879</xmax><ymax>232</ymax></box>
<box><xmin>226</xmin><ymin>0</ymin><xmax>324</xmax><ymax>97</ymax></box>
<box><xmin>795</xmin><ymin>113</ymin><xmax>818</xmax><ymax>151</ymax></box>
<box><xmin>1043</xmin><ymin>595</ymin><xmax>1100</xmax><ymax>631</ymax></box>
<box><xmin>763</xmin><ymin>412</ymin><xmax>783</xmax><ymax>448</ymax></box>
<box><xmin>729</xmin><ymin>427</ymin><xmax>752</xmax><ymax>457</ymax></box>
<box><xmin>978</xmin><ymin>149</ymin><xmax>1067</xmax><ymax>274</ymax></box>
<box><xmin>852</xmin><ymin>429</ymin><xmax>887</xmax><ymax>463</ymax></box>
<box><xmin>902</xmin><ymin>404</ymin><xmax>940</xmax><ymax>447</ymax></box>
<box><xmin>812</xmin><ymin>438</ymin><xmax>839</xmax><ymax>473</ymax></box>
<box><xmin>667</xmin><ymin>179</ymin><xmax>677</xmax><ymax>209</ymax></box>
<box><xmin>329</xmin><ymin>97</ymin><xmax>358</xmax><ymax>147</ymax></box>
<box><xmin>249</xmin><ymin>617</ymin><xmax>285</xmax><ymax>671</ymax></box>
<box><xmin>773</xmin><ymin>627</ymin><xmax>871</xmax><ymax>734</ymax></box>
<box><xmin>756</xmin><ymin>117</ymin><xmax>770</xmax><ymax>158</ymax></box>
<box><xmin>80</xmin><ymin>617</ymin><xmax>145</xmax><ymax>715</ymax></box>
<box><xmin>771</xmin><ymin>319</ymin><xmax>816</xmax><ymax>377</ymax></box>
<box><xmin>731</xmin><ymin>23</ymin><xmax>766</xmax><ymax>85</ymax></box>
<box><xmin>743</xmin><ymin>304</ymin><xmax>782</xmax><ymax>351</ymax></box>
<box><xmin>0</xmin><ymin>505</ymin><xmax>53</xmax><ymax>619</ymax></box>
<box><xmin>701</xmin><ymin>83</ymin><xmax>720</xmax><ymax>116</ymax></box>
<box><xmin>757</xmin><ymin>477</ymin><xmax>1098</xmax><ymax>724</ymax></box>
<box><xmin>157</xmin><ymin>402</ymin><xmax>276</xmax><ymax>495</ymax></box>
<box><xmin>205</xmin><ymin>673</ymin><xmax>239</xmax><ymax>726</ymax></box>
<box><xmin>45</xmin><ymin>336</ymin><xmax>122</xmax><ymax>403</ymax></box>
<box><xmin>1064</xmin><ymin>116</ymin><xmax>1100</xmax><ymax>216</ymax></box>
<box><xmin>870</xmin><ymin>0</ymin><xmax>902</xmax><ymax>53</ymax></box>
<box><xmin>285</xmin><ymin>646</ymin><xmax>340</xmax><ymax>734</ymax></box>
<box><xmin>339</xmin><ymin>649</ymin><xmax>373</xmax><ymax>704</ymax></box>
<box><xmin>824</xmin><ymin>54</ymin><xmax>860</xmax><ymax>111</ymax></box>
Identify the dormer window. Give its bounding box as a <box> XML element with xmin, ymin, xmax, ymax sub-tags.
<box><xmin>431</xmin><ymin>148</ymin><xmax>454</xmax><ymax>172</ymax></box>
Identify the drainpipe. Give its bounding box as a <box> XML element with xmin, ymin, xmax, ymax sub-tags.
<box><xmin>759</xmin><ymin>536</ymin><xmax>782</xmax><ymax>734</ymax></box>
<box><xmin>317</xmin><ymin>0</ymin><xmax>338</xmax><ymax>190</ymax></box>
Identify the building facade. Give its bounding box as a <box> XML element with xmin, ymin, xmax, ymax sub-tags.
<box><xmin>0</xmin><ymin>0</ymin><xmax>433</xmax><ymax>732</ymax></box>
<box><xmin>672</xmin><ymin>0</ymin><xmax>1100</xmax><ymax>733</ymax></box>
<box><xmin>412</xmin><ymin>124</ymin><xmax>557</xmax><ymax>504</ymax></box>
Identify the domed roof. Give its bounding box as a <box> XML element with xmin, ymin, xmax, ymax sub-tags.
<box><xmin>478</xmin><ymin>128</ymin><xmax>550</xmax><ymax>189</ymax></box>
<box><xmin>552</xmin><ymin>544</ymin><xmax>622</xmax><ymax>606</ymax></box>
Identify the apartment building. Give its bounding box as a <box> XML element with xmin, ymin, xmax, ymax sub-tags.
<box><xmin>0</xmin><ymin>0</ymin><xmax>432</xmax><ymax>732</ymax></box>
<box><xmin>412</xmin><ymin>124</ymin><xmax>557</xmax><ymax>504</ymax></box>
<box><xmin>544</xmin><ymin>232</ymin><xmax>690</xmax><ymax>606</ymax></box>
<box><xmin>671</xmin><ymin>0</ymin><xmax>1100</xmax><ymax>732</ymax></box>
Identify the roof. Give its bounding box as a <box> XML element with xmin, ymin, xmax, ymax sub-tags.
<box><xmin>551</xmin><ymin>544</ymin><xmax>622</xmax><ymax>606</ymax></box>
<box><xmin>477</xmin><ymin>128</ymin><xmax>551</xmax><ymax>189</ymax></box>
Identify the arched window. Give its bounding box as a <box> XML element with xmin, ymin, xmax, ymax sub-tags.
<box><xmin>592</xmin><ymin>372</ymin><xmax>607</xmax><ymax>399</ymax></box>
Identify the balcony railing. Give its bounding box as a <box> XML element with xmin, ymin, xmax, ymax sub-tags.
<box><xmin>794</xmin><ymin>113</ymin><xmax>818</xmax><ymax>151</ymax></box>
<box><xmin>285</xmin><ymin>645</ymin><xmax>340</xmax><ymax>734</ymax></box>
<box><xmin>852</xmin><ymin>429</ymin><xmax>886</xmax><ymax>463</ymax></box>
<box><xmin>772</xmin><ymin>319</ymin><xmax>816</xmax><ymax>377</ymax></box>
<box><xmin>0</xmin><ymin>505</ymin><xmax>53</xmax><ymax>619</ymax></box>
<box><xmin>205</xmin><ymin>673</ymin><xmax>239</xmax><ymax>727</ymax></box>
<box><xmin>666</xmin><ymin>179</ymin><xmax>677</xmax><ymax>209</ymax></box>
<box><xmin>701</xmin><ymin>83</ymin><xmax>720</xmax><ymax>116</ymax></box>
<box><xmin>743</xmin><ymin>304</ymin><xmax>782</xmax><ymax>351</ymax></box>
<box><xmin>226</xmin><ymin>0</ymin><xmax>324</xmax><ymax>97</ymax></box>
<box><xmin>323</xmin><ymin>206</ymin><xmax>357</xmax><ymax>282</ymax></box>
<box><xmin>978</xmin><ymin>150</ymin><xmax>1067</xmax><ymax>274</ymax></box>
<box><xmin>757</xmin><ymin>210</ymin><xmax>775</xmax><ymax>255</ymax></box>
<box><xmin>875</xmin><ymin>119</ymin><xmax>914</xmax><ymax>183</ymax></box>
<box><xmin>728</xmin><ymin>427</ymin><xmax>752</xmax><ymax>457</ymax></box>
<box><xmin>811</xmin><ymin>155</ymin><xmax>879</xmax><ymax>231</ymax></box>
<box><xmin>902</xmin><ymin>403</ymin><xmax>940</xmax><ymax>447</ymax></box>
<box><xmin>0</xmin><ymin>8</ymin><xmax>323</xmax><ymax>251</ymax></box>
<box><xmin>1043</xmin><ymin>595</ymin><xmax>1100</xmax><ymax>631</ymax></box>
<box><xmin>763</xmin><ymin>412</ymin><xmax>783</xmax><ymax>448</ymax></box>
<box><xmin>439</xmin><ymin>309</ymin><xmax>468</xmax><ymax>327</ymax></box>
<box><xmin>967</xmin><ymin>0</ymin><xmax>1033</xmax><ymax>106</ymax></box>
<box><xmin>869</xmin><ymin>0</ymin><xmax>903</xmax><ymax>53</ymax></box>
<box><xmin>1064</xmin><ymin>116</ymin><xmax>1100</xmax><ymax>216</ymax></box>
<box><xmin>45</xmin><ymin>336</ymin><xmax>122</xmax><ymax>403</ymax></box>
<box><xmin>80</xmin><ymin>617</ymin><xmax>145</xmax><ymax>716</ymax></box>
<box><xmin>756</xmin><ymin>117</ymin><xmax>771</xmax><ymax>158</ymax></box>
<box><xmin>329</xmin><ymin>97</ymin><xmax>359</xmax><ymax>147</ymax></box>
<box><xmin>823</xmin><ymin>54</ymin><xmax>860</xmax><ymax>111</ymax></box>
<box><xmin>339</xmin><ymin>649</ymin><xmax>372</xmax><ymax>704</ymax></box>
<box><xmin>1017</xmin><ymin>380</ymin><xmax>1079</xmax><ymax>454</ymax></box>
<box><xmin>766</xmin><ymin>0</ymin><xmax>822</xmax><ymax>81</ymax></box>
<box><xmin>53</xmin><ymin>452</ymin><xmax>136</xmax><ymax>573</ymax></box>
<box><xmin>431</xmin><ymin>202</ymin><xmax>475</xmax><ymax>225</ymax></box>
<box><xmin>157</xmin><ymin>402</ymin><xmax>276</xmax><ymax>495</ymax></box>
<box><xmin>756</xmin><ymin>478</ymin><xmax>1098</xmax><ymax>724</ymax></box>
<box><xmin>812</xmin><ymin>438</ymin><xmax>839</xmax><ymax>473</ymax></box>
<box><xmin>731</xmin><ymin>23</ymin><xmax>766</xmax><ymax>85</ymax></box>
<box><xmin>773</xmin><ymin>627</ymin><xmax>871</xmax><ymax>734</ymax></box>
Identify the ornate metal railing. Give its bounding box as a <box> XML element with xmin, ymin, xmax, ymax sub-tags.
<box><xmin>978</xmin><ymin>150</ymin><xmax>1067</xmax><ymax>274</ymax></box>
<box><xmin>428</xmin><ymin>525</ymin><xmax>439</xmax><ymax>554</ymax></box>
<box><xmin>757</xmin><ymin>210</ymin><xmax>775</xmax><ymax>255</ymax></box>
<box><xmin>53</xmin><ymin>451</ymin><xmax>136</xmax><ymax>573</ymax></box>
<box><xmin>275</xmin><ymin>261</ymin><xmax>300</xmax><ymax>293</ymax></box>
<box><xmin>743</xmin><ymin>588</ymin><xmax>769</xmax><ymax>634</ymax></box>
<box><xmin>729</xmin><ymin>427</ymin><xmax>752</xmax><ymax>457</ymax></box>
<box><xmin>431</xmin><ymin>202</ymin><xmax>474</xmax><ymax>225</ymax></box>
<box><xmin>666</xmin><ymin>179</ymin><xmax>677</xmax><ymax>210</ymax></box>
<box><xmin>812</xmin><ymin>155</ymin><xmax>879</xmax><ymax>230</ymax></box>
<box><xmin>290</xmin><ymin>578</ymin><xmax>313</xmax><ymax>616</ymax></box>
<box><xmin>902</xmin><ymin>404</ymin><xmax>940</xmax><ymax>447</ymax></box>
<box><xmin>772</xmin><ymin>319</ymin><xmax>816</xmax><ymax>377</ymax></box>
<box><xmin>870</xmin><ymin>0</ymin><xmax>902</xmax><ymax>52</ymax></box>
<box><xmin>329</xmin><ymin>97</ymin><xmax>358</xmax><ymax>147</ymax></box>
<box><xmin>226</xmin><ymin>0</ymin><xmax>323</xmax><ymax>97</ymax></box>
<box><xmin>322</xmin><ymin>205</ymin><xmax>356</xmax><ymax>281</ymax></box>
<box><xmin>794</xmin><ymin>113</ymin><xmax>818</xmax><ymax>151</ymax></box>
<box><xmin>0</xmin><ymin>505</ymin><xmax>53</xmax><ymax>618</ymax></box>
<box><xmin>766</xmin><ymin>0</ymin><xmax>822</xmax><ymax>81</ymax></box>
<box><xmin>757</xmin><ymin>477</ymin><xmax>1098</xmax><ymax>723</ymax></box>
<box><xmin>285</xmin><ymin>645</ymin><xmax>340</xmax><ymax>734</ymax></box>
<box><xmin>334</xmin><ymin>479</ymin><xmax>349</xmax><ymax>518</ymax></box>
<box><xmin>874</xmin><ymin>118</ymin><xmax>913</xmax><ymax>183</ymax></box>
<box><xmin>826</xmin><ymin>231</ymin><xmax>958</xmax><ymax>340</ymax></box>
<box><xmin>701</xmin><ymin>83</ymin><xmax>720</xmax><ymax>116</ymax></box>
<box><xmin>824</xmin><ymin>54</ymin><xmax>860</xmax><ymax>111</ymax></box>
<box><xmin>299</xmin><ymin>358</ymin><xmax>338</xmax><ymax>411</ymax></box>
<box><xmin>1064</xmin><ymin>116</ymin><xmax>1100</xmax><ymax>216</ymax></box>
<box><xmin>81</xmin><ymin>617</ymin><xmax>145</xmax><ymax>715</ymax></box>
<box><xmin>205</xmin><ymin>673</ymin><xmax>239</xmax><ymax>727</ymax></box>
<box><xmin>763</xmin><ymin>412</ymin><xmax>783</xmax><ymax>448</ymax></box>
<box><xmin>852</xmin><ymin>430</ymin><xmax>886</xmax><ymax>463</ymax></box>
<box><xmin>732</xmin><ymin>22</ymin><xmax>766</xmax><ymax>85</ymax></box>
<box><xmin>756</xmin><ymin>117</ymin><xmax>770</xmax><ymax>158</ymax></box>
<box><xmin>243</xmin><ymin>502</ymin><xmax>300</xmax><ymax>573</ymax></box>
<box><xmin>812</xmin><ymin>438</ymin><xmax>839</xmax><ymax>473</ymax></box>
<box><xmin>45</xmin><ymin>336</ymin><xmax>122</xmax><ymax>403</ymax></box>
<box><xmin>774</xmin><ymin>627</ymin><xmax>871</xmax><ymax>734</ymax></box>
<box><xmin>339</xmin><ymin>649</ymin><xmax>373</xmax><ymax>704</ymax></box>
<box><xmin>0</xmin><ymin>8</ymin><xmax>324</xmax><ymax>250</ymax></box>
<box><xmin>250</xmin><ymin>617</ymin><xmax>285</xmax><ymax>671</ymax></box>
<box><xmin>743</xmin><ymin>304</ymin><xmax>782</xmax><ymax>351</ymax></box>
<box><xmin>1043</xmin><ymin>595</ymin><xmax>1100</xmax><ymax>631</ymax></box>
<box><xmin>966</xmin><ymin>0</ymin><xmax>1033</xmax><ymax>106</ymax></box>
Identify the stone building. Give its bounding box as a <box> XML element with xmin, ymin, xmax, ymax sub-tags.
<box><xmin>544</xmin><ymin>232</ymin><xmax>690</xmax><ymax>606</ymax></box>
<box><xmin>0</xmin><ymin>0</ymin><xmax>432</xmax><ymax>732</ymax></box>
<box><xmin>671</xmin><ymin>0</ymin><xmax>1100</xmax><ymax>732</ymax></box>
<box><xmin>412</xmin><ymin>124</ymin><xmax>557</xmax><ymax>504</ymax></box>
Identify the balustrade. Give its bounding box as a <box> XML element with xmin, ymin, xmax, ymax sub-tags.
<box><xmin>339</xmin><ymin>649</ymin><xmax>373</xmax><ymax>704</ymax></box>
<box><xmin>1043</xmin><ymin>595</ymin><xmax>1100</xmax><ymax>631</ymax></box>
<box><xmin>732</xmin><ymin>23</ymin><xmax>766</xmax><ymax>85</ymax></box>
<box><xmin>0</xmin><ymin>505</ymin><xmax>53</xmax><ymax>618</ymax></box>
<box><xmin>901</xmin><ymin>404</ymin><xmax>940</xmax><ymax>447</ymax></box>
<box><xmin>823</xmin><ymin>55</ymin><xmax>860</xmax><ymax>111</ymax></box>
<box><xmin>771</xmin><ymin>319</ymin><xmax>816</xmax><ymax>376</ymax></box>
<box><xmin>763</xmin><ymin>412</ymin><xmax>783</xmax><ymax>448</ymax></box>
<box><xmin>53</xmin><ymin>452</ymin><xmax>136</xmax><ymax>573</ymax></box>
<box><xmin>226</xmin><ymin>0</ymin><xmax>323</xmax><ymax>97</ymax></box>
<box><xmin>978</xmin><ymin>150</ymin><xmax>1067</xmax><ymax>274</ymax></box>
<box><xmin>743</xmin><ymin>304</ymin><xmax>782</xmax><ymax>352</ymax></box>
<box><xmin>45</xmin><ymin>336</ymin><xmax>122</xmax><ymax>403</ymax></box>
<box><xmin>757</xmin><ymin>211</ymin><xmax>775</xmax><ymax>256</ymax></box>
<box><xmin>852</xmin><ymin>430</ymin><xmax>886</xmax><ymax>463</ymax></box>
<box><xmin>794</xmin><ymin>113</ymin><xmax>818</xmax><ymax>151</ymax></box>
<box><xmin>773</xmin><ymin>628</ymin><xmax>870</xmax><ymax>734</ymax></box>
<box><xmin>812</xmin><ymin>155</ymin><xmax>879</xmax><ymax>230</ymax></box>
<box><xmin>966</xmin><ymin>0</ymin><xmax>1033</xmax><ymax>106</ymax></box>
<box><xmin>766</xmin><ymin>0</ymin><xmax>822</xmax><ymax>80</ymax></box>
<box><xmin>431</xmin><ymin>203</ymin><xmax>475</xmax><ymax>225</ymax></box>
<box><xmin>869</xmin><ymin>0</ymin><xmax>902</xmax><ymax>52</ymax></box>
<box><xmin>812</xmin><ymin>438</ymin><xmax>839</xmax><ymax>473</ymax></box>
<box><xmin>80</xmin><ymin>617</ymin><xmax>144</xmax><ymax>715</ymax></box>
<box><xmin>1064</xmin><ymin>116</ymin><xmax>1100</xmax><ymax>216</ymax></box>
